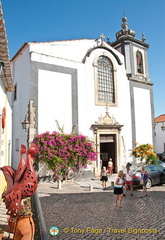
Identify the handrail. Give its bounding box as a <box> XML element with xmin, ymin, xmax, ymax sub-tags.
<box><xmin>31</xmin><ymin>191</ymin><xmax>48</xmax><ymax>240</ymax></box>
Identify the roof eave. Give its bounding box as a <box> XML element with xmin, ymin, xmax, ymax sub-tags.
<box><xmin>0</xmin><ymin>3</ymin><xmax>14</xmax><ymax>91</ymax></box>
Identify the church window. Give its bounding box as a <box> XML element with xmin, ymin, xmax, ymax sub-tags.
<box><xmin>136</xmin><ymin>51</ymin><xmax>143</xmax><ymax>74</ymax></box>
<box><xmin>97</xmin><ymin>56</ymin><xmax>115</xmax><ymax>104</ymax></box>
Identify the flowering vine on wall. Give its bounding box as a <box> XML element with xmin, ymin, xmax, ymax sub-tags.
<box><xmin>131</xmin><ymin>143</ymin><xmax>158</xmax><ymax>164</ymax></box>
<box><xmin>33</xmin><ymin>131</ymin><xmax>97</xmax><ymax>180</ymax></box>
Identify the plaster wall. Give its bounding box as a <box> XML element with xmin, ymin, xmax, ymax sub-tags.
<box><xmin>124</xmin><ymin>43</ymin><xmax>132</xmax><ymax>74</ymax></box>
<box><xmin>134</xmin><ymin>87</ymin><xmax>153</xmax><ymax>144</ymax></box>
<box><xmin>0</xmin><ymin>80</ymin><xmax>12</xmax><ymax>195</ymax></box>
<box><xmin>0</xmin><ymin>79</ymin><xmax>5</xmax><ymax>169</ymax></box>
<box><xmin>30</xmin><ymin>39</ymin><xmax>97</xmax><ymax>63</ymax></box>
<box><xmin>38</xmin><ymin>69</ymin><xmax>72</xmax><ymax>134</ymax></box>
<box><xmin>155</xmin><ymin>122</ymin><xmax>165</xmax><ymax>154</ymax></box>
<box><xmin>11</xmin><ymin>46</ymin><xmax>31</xmax><ymax>168</ymax></box>
<box><xmin>0</xmin><ymin>85</ymin><xmax>12</xmax><ymax>159</ymax></box>
<box><xmin>0</xmin><ymin>77</ymin><xmax>5</xmax><ymax>108</ymax></box>
<box><xmin>29</xmin><ymin>39</ymin><xmax>122</xmax><ymax>64</ymax></box>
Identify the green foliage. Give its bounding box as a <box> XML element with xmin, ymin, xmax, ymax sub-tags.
<box><xmin>131</xmin><ymin>143</ymin><xmax>157</xmax><ymax>162</ymax></box>
<box><xmin>33</xmin><ymin>131</ymin><xmax>97</xmax><ymax>180</ymax></box>
<box><xmin>55</xmin><ymin>120</ymin><xmax>64</xmax><ymax>134</ymax></box>
<box><xmin>146</xmin><ymin>154</ymin><xmax>159</xmax><ymax>165</ymax></box>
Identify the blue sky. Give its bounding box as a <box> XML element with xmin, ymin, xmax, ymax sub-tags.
<box><xmin>1</xmin><ymin>0</ymin><xmax>165</xmax><ymax>117</ymax></box>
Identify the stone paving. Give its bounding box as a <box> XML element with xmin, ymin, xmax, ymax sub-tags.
<box><xmin>1</xmin><ymin>175</ymin><xmax>165</xmax><ymax>240</ymax></box>
<box><xmin>37</xmin><ymin>176</ymin><xmax>165</xmax><ymax>240</ymax></box>
<box><xmin>0</xmin><ymin>199</ymin><xmax>14</xmax><ymax>239</ymax></box>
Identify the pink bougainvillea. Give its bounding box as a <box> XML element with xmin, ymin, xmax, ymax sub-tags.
<box><xmin>33</xmin><ymin>131</ymin><xmax>97</xmax><ymax>180</ymax></box>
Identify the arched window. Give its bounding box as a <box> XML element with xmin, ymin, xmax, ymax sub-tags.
<box><xmin>136</xmin><ymin>51</ymin><xmax>143</xmax><ymax>74</ymax></box>
<box><xmin>97</xmin><ymin>56</ymin><xmax>115</xmax><ymax>103</ymax></box>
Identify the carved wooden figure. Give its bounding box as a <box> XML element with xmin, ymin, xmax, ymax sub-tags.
<box><xmin>0</xmin><ymin>143</ymin><xmax>38</xmax><ymax>217</ymax></box>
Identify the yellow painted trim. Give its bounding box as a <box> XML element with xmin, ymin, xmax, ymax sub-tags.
<box><xmin>0</xmin><ymin>173</ymin><xmax>6</xmax><ymax>197</ymax></box>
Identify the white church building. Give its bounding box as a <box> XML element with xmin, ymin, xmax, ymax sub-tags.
<box><xmin>11</xmin><ymin>17</ymin><xmax>155</xmax><ymax>176</ymax></box>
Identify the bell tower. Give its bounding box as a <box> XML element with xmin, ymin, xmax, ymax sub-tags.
<box><xmin>111</xmin><ymin>17</ymin><xmax>150</xmax><ymax>82</ymax></box>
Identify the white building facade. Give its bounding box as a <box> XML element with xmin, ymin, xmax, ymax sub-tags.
<box><xmin>11</xmin><ymin>17</ymin><xmax>155</xmax><ymax>176</ymax></box>
<box><xmin>154</xmin><ymin>115</ymin><xmax>165</xmax><ymax>155</ymax></box>
<box><xmin>0</xmin><ymin>3</ymin><xmax>13</xmax><ymax>195</ymax></box>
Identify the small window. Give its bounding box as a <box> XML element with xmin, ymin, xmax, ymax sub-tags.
<box><xmin>136</xmin><ymin>51</ymin><xmax>143</xmax><ymax>74</ymax></box>
<box><xmin>14</xmin><ymin>84</ymin><xmax>17</xmax><ymax>101</ymax></box>
<box><xmin>97</xmin><ymin>56</ymin><xmax>115</xmax><ymax>103</ymax></box>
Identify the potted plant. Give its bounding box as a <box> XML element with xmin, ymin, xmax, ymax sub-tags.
<box><xmin>8</xmin><ymin>197</ymin><xmax>32</xmax><ymax>235</ymax></box>
<box><xmin>13</xmin><ymin>198</ymin><xmax>35</xmax><ymax>240</ymax></box>
<box><xmin>0</xmin><ymin>227</ymin><xmax>4</xmax><ymax>240</ymax></box>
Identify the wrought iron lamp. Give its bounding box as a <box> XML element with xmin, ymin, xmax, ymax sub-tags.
<box><xmin>21</xmin><ymin>114</ymin><xmax>30</xmax><ymax>130</ymax></box>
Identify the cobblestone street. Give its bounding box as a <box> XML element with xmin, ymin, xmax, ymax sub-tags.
<box><xmin>38</xmin><ymin>178</ymin><xmax>165</xmax><ymax>240</ymax></box>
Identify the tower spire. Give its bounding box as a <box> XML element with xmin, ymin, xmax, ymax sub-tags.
<box><xmin>115</xmin><ymin>17</ymin><xmax>136</xmax><ymax>40</ymax></box>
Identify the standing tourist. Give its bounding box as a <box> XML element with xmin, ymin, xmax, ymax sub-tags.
<box><xmin>100</xmin><ymin>166</ymin><xmax>108</xmax><ymax>189</ymax></box>
<box><xmin>107</xmin><ymin>158</ymin><xmax>113</xmax><ymax>176</ymax></box>
<box><xmin>140</xmin><ymin>166</ymin><xmax>149</xmax><ymax>198</ymax></box>
<box><xmin>114</xmin><ymin>170</ymin><xmax>125</xmax><ymax>207</ymax></box>
<box><xmin>123</xmin><ymin>162</ymin><xmax>134</xmax><ymax>196</ymax></box>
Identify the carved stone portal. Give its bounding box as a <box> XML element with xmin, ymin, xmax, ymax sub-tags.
<box><xmin>96</xmin><ymin>113</ymin><xmax>119</xmax><ymax>125</ymax></box>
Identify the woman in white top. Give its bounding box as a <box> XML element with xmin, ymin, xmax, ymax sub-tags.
<box><xmin>123</xmin><ymin>164</ymin><xmax>134</xmax><ymax>197</ymax></box>
<box><xmin>114</xmin><ymin>170</ymin><xmax>125</xmax><ymax>207</ymax></box>
<box><xmin>100</xmin><ymin>166</ymin><xmax>108</xmax><ymax>189</ymax></box>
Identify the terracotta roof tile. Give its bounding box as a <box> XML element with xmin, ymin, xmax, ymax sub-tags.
<box><xmin>154</xmin><ymin>114</ymin><xmax>165</xmax><ymax>123</ymax></box>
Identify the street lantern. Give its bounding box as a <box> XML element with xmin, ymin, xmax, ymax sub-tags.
<box><xmin>21</xmin><ymin>114</ymin><xmax>30</xmax><ymax>130</ymax></box>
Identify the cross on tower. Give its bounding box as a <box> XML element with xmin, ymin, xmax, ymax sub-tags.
<box><xmin>122</xmin><ymin>7</ymin><xmax>126</xmax><ymax>17</ymax></box>
<box><xmin>99</xmin><ymin>33</ymin><xmax>105</xmax><ymax>45</ymax></box>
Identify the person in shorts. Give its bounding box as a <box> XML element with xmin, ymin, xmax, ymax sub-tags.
<box><xmin>114</xmin><ymin>170</ymin><xmax>125</xmax><ymax>207</ymax></box>
<box><xmin>100</xmin><ymin>166</ymin><xmax>108</xmax><ymax>189</ymax></box>
<box><xmin>107</xmin><ymin>158</ymin><xmax>113</xmax><ymax>176</ymax></box>
<box><xmin>140</xmin><ymin>166</ymin><xmax>149</xmax><ymax>198</ymax></box>
<box><xmin>123</xmin><ymin>162</ymin><xmax>134</xmax><ymax>196</ymax></box>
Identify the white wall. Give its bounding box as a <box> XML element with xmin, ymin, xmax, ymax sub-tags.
<box><xmin>30</xmin><ymin>39</ymin><xmax>98</xmax><ymax>63</ymax></box>
<box><xmin>134</xmin><ymin>87</ymin><xmax>153</xmax><ymax>145</ymax></box>
<box><xmin>11</xmin><ymin>46</ymin><xmax>31</xmax><ymax>168</ymax></box>
<box><xmin>0</xmin><ymin>78</ymin><xmax>13</xmax><ymax>167</ymax></box>
<box><xmin>155</xmin><ymin>122</ymin><xmax>165</xmax><ymax>153</ymax></box>
<box><xmin>38</xmin><ymin>69</ymin><xmax>72</xmax><ymax>134</ymax></box>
